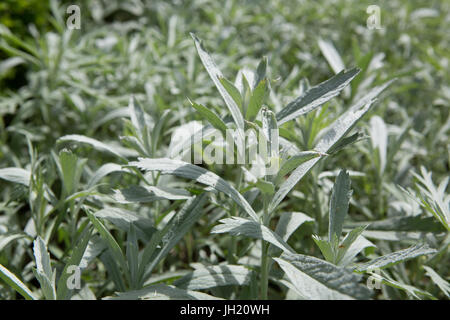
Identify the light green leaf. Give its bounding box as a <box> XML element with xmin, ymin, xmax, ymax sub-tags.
<box><xmin>369</xmin><ymin>116</ymin><xmax>388</xmax><ymax>175</ymax></box>
<box><xmin>312</xmin><ymin>236</ymin><xmax>335</xmax><ymax>262</ymax></box>
<box><xmin>56</xmin><ymin>227</ymin><xmax>92</xmax><ymax>300</ymax></box>
<box><xmin>366</xmin><ymin>271</ymin><xmax>435</xmax><ymax>299</ymax></box>
<box><xmin>246</xmin><ymin>79</ymin><xmax>268</xmax><ymax>121</ymax></box>
<box><xmin>126</xmin><ymin>225</ymin><xmax>139</xmax><ymax>289</ymax></box>
<box><xmin>423</xmin><ymin>266</ymin><xmax>450</xmax><ymax>298</ymax></box>
<box><xmin>218</xmin><ymin>77</ymin><xmax>243</xmax><ymax>110</ymax></box>
<box><xmin>0</xmin><ymin>233</ymin><xmax>30</xmax><ymax>251</ymax></box>
<box><xmin>0</xmin><ymin>264</ymin><xmax>36</xmax><ymax>300</ymax></box>
<box><xmin>33</xmin><ymin>236</ymin><xmax>56</xmax><ymax>300</ymax></box>
<box><xmin>94</xmin><ymin>207</ymin><xmax>156</xmax><ymax>242</ymax></box>
<box><xmin>113</xmin><ymin>185</ymin><xmax>191</xmax><ymax>203</ymax></box>
<box><xmin>86</xmin><ymin>211</ymin><xmax>129</xmax><ymax>281</ymax></box>
<box><xmin>275</xmin><ymin>151</ymin><xmax>324</xmax><ymax>185</ymax></box>
<box><xmin>337</xmin><ymin>231</ymin><xmax>375</xmax><ymax>266</ymax></box>
<box><xmin>268</xmin><ymin>80</ymin><xmax>394</xmax><ymax>214</ymax></box>
<box><xmin>253</xmin><ymin>56</ymin><xmax>268</xmax><ymax>89</ymax></box>
<box><xmin>255</xmin><ymin>179</ymin><xmax>275</xmax><ymax>195</ymax></box>
<box><xmin>59</xmin><ymin>149</ymin><xmax>82</xmax><ymax>195</ymax></box>
<box><xmin>211</xmin><ymin>217</ymin><xmax>294</xmax><ymax>253</ymax></box>
<box><xmin>276</xmin><ymin>68</ymin><xmax>360</xmax><ymax>125</ymax></box>
<box><xmin>105</xmin><ymin>284</ymin><xmax>222</xmax><ymax>300</ymax></box>
<box><xmin>335</xmin><ymin>226</ymin><xmax>370</xmax><ymax>265</ymax></box>
<box><xmin>191</xmin><ymin>33</ymin><xmax>244</xmax><ymax>130</ymax></box>
<box><xmin>318</xmin><ymin>38</ymin><xmax>345</xmax><ymax>74</ymax></box>
<box><xmin>129</xmin><ymin>158</ymin><xmax>258</xmax><ymax>221</ymax></box>
<box><xmin>33</xmin><ymin>236</ymin><xmax>53</xmax><ymax>280</ymax></box>
<box><xmin>329</xmin><ymin>170</ymin><xmax>352</xmax><ymax>244</ymax></box>
<box><xmin>87</xmin><ymin>163</ymin><xmax>129</xmax><ymax>188</ymax></box>
<box><xmin>189</xmin><ymin>99</ymin><xmax>228</xmax><ymax>134</ymax></box>
<box><xmin>58</xmin><ymin>134</ymin><xmax>135</xmax><ymax>160</ymax></box>
<box><xmin>129</xmin><ymin>95</ymin><xmax>147</xmax><ymax>141</ymax></box>
<box><xmin>140</xmin><ymin>194</ymin><xmax>208</xmax><ymax>281</ymax></box>
<box><xmin>275</xmin><ymin>212</ymin><xmax>314</xmax><ymax>242</ymax></box>
<box><xmin>356</xmin><ymin>243</ymin><xmax>437</xmax><ymax>272</ymax></box>
<box><xmin>0</xmin><ymin>167</ymin><xmax>31</xmax><ymax>186</ymax></box>
<box><xmin>173</xmin><ymin>265</ymin><xmax>253</xmax><ymax>290</ymax></box>
<box><xmin>276</xmin><ymin>252</ymin><xmax>372</xmax><ymax>300</ymax></box>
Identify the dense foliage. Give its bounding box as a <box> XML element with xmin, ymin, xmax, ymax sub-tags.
<box><xmin>0</xmin><ymin>0</ymin><xmax>448</xmax><ymax>300</ymax></box>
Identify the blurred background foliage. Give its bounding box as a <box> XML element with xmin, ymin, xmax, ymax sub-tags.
<box><xmin>0</xmin><ymin>0</ymin><xmax>448</xmax><ymax>299</ymax></box>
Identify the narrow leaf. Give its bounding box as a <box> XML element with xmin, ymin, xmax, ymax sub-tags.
<box><xmin>268</xmin><ymin>80</ymin><xmax>394</xmax><ymax>213</ymax></box>
<box><xmin>211</xmin><ymin>217</ymin><xmax>294</xmax><ymax>253</ymax></box>
<box><xmin>329</xmin><ymin>169</ymin><xmax>352</xmax><ymax>243</ymax></box>
<box><xmin>276</xmin><ymin>68</ymin><xmax>360</xmax><ymax>125</ymax></box>
<box><xmin>0</xmin><ymin>264</ymin><xmax>36</xmax><ymax>300</ymax></box>
<box><xmin>191</xmin><ymin>33</ymin><xmax>244</xmax><ymax>130</ymax></box>
<box><xmin>276</xmin><ymin>253</ymin><xmax>372</xmax><ymax>300</ymax></box>
<box><xmin>129</xmin><ymin>158</ymin><xmax>258</xmax><ymax>221</ymax></box>
<box><xmin>0</xmin><ymin>167</ymin><xmax>31</xmax><ymax>186</ymax></box>
<box><xmin>174</xmin><ymin>265</ymin><xmax>252</xmax><ymax>290</ymax></box>
<box><xmin>356</xmin><ymin>244</ymin><xmax>437</xmax><ymax>272</ymax></box>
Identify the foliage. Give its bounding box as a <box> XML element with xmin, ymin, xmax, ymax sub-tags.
<box><xmin>0</xmin><ymin>0</ymin><xmax>448</xmax><ymax>300</ymax></box>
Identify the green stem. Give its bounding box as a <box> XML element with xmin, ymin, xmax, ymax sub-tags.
<box><xmin>260</xmin><ymin>240</ymin><xmax>269</xmax><ymax>300</ymax></box>
<box><xmin>260</xmin><ymin>196</ymin><xmax>269</xmax><ymax>300</ymax></box>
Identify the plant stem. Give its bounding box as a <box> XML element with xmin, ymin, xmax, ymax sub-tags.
<box><xmin>260</xmin><ymin>196</ymin><xmax>270</xmax><ymax>300</ymax></box>
<box><xmin>260</xmin><ymin>240</ymin><xmax>269</xmax><ymax>300</ymax></box>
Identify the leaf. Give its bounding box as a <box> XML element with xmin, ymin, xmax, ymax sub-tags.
<box><xmin>337</xmin><ymin>231</ymin><xmax>375</xmax><ymax>266</ymax></box>
<box><xmin>173</xmin><ymin>265</ymin><xmax>253</xmax><ymax>290</ymax></box>
<box><xmin>59</xmin><ymin>149</ymin><xmax>81</xmax><ymax>195</ymax></box>
<box><xmin>129</xmin><ymin>95</ymin><xmax>147</xmax><ymax>141</ymax></box>
<box><xmin>188</xmin><ymin>99</ymin><xmax>228</xmax><ymax>134</ymax></box>
<box><xmin>413</xmin><ymin>167</ymin><xmax>450</xmax><ymax>231</ymax></box>
<box><xmin>0</xmin><ymin>233</ymin><xmax>30</xmax><ymax>251</ymax></box>
<box><xmin>87</xmin><ymin>163</ymin><xmax>129</xmax><ymax>188</ymax></box>
<box><xmin>366</xmin><ymin>271</ymin><xmax>435</xmax><ymax>299</ymax></box>
<box><xmin>275</xmin><ymin>253</ymin><xmax>372</xmax><ymax>300</ymax></box>
<box><xmin>33</xmin><ymin>236</ymin><xmax>53</xmax><ymax>280</ymax></box>
<box><xmin>113</xmin><ymin>185</ymin><xmax>191</xmax><ymax>203</ymax></box>
<box><xmin>312</xmin><ymin>236</ymin><xmax>335</xmax><ymax>262</ymax></box>
<box><xmin>0</xmin><ymin>167</ymin><xmax>31</xmax><ymax>186</ymax></box>
<box><xmin>423</xmin><ymin>266</ymin><xmax>450</xmax><ymax>298</ymax></box>
<box><xmin>318</xmin><ymin>38</ymin><xmax>345</xmax><ymax>74</ymax></box>
<box><xmin>361</xmin><ymin>230</ymin><xmax>434</xmax><ymax>242</ymax></box>
<box><xmin>126</xmin><ymin>225</ymin><xmax>139</xmax><ymax>289</ymax></box>
<box><xmin>105</xmin><ymin>284</ymin><xmax>222</xmax><ymax>300</ymax></box>
<box><xmin>58</xmin><ymin>134</ymin><xmax>135</xmax><ymax>160</ymax></box>
<box><xmin>255</xmin><ymin>179</ymin><xmax>275</xmax><ymax>195</ymax></box>
<box><xmin>346</xmin><ymin>215</ymin><xmax>444</xmax><ymax>232</ymax></box>
<box><xmin>356</xmin><ymin>243</ymin><xmax>437</xmax><ymax>272</ymax></box>
<box><xmin>94</xmin><ymin>207</ymin><xmax>156</xmax><ymax>242</ymax></box>
<box><xmin>369</xmin><ymin>116</ymin><xmax>388</xmax><ymax>174</ymax></box>
<box><xmin>129</xmin><ymin>158</ymin><xmax>258</xmax><ymax>221</ymax></box>
<box><xmin>328</xmin><ymin>169</ymin><xmax>352</xmax><ymax>244</ymax></box>
<box><xmin>56</xmin><ymin>227</ymin><xmax>92</xmax><ymax>300</ymax></box>
<box><xmin>275</xmin><ymin>212</ymin><xmax>314</xmax><ymax>242</ymax></box>
<box><xmin>86</xmin><ymin>211</ymin><xmax>129</xmax><ymax>281</ymax></box>
<box><xmin>191</xmin><ymin>33</ymin><xmax>244</xmax><ymax>131</ymax></box>
<box><xmin>33</xmin><ymin>236</ymin><xmax>56</xmax><ymax>300</ymax></box>
<box><xmin>335</xmin><ymin>226</ymin><xmax>370</xmax><ymax>265</ymax></box>
<box><xmin>253</xmin><ymin>56</ymin><xmax>268</xmax><ymax>89</ymax></box>
<box><xmin>211</xmin><ymin>217</ymin><xmax>294</xmax><ymax>253</ymax></box>
<box><xmin>246</xmin><ymin>79</ymin><xmax>268</xmax><ymax>121</ymax></box>
<box><xmin>274</xmin><ymin>151</ymin><xmax>324</xmax><ymax>185</ymax></box>
<box><xmin>140</xmin><ymin>194</ymin><xmax>208</xmax><ymax>280</ymax></box>
<box><xmin>0</xmin><ymin>264</ymin><xmax>36</xmax><ymax>300</ymax></box>
<box><xmin>268</xmin><ymin>80</ymin><xmax>394</xmax><ymax>214</ymax></box>
<box><xmin>218</xmin><ymin>77</ymin><xmax>243</xmax><ymax>110</ymax></box>
<box><xmin>0</xmin><ymin>57</ymin><xmax>25</xmax><ymax>77</ymax></box>
<box><xmin>276</xmin><ymin>68</ymin><xmax>360</xmax><ymax>125</ymax></box>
